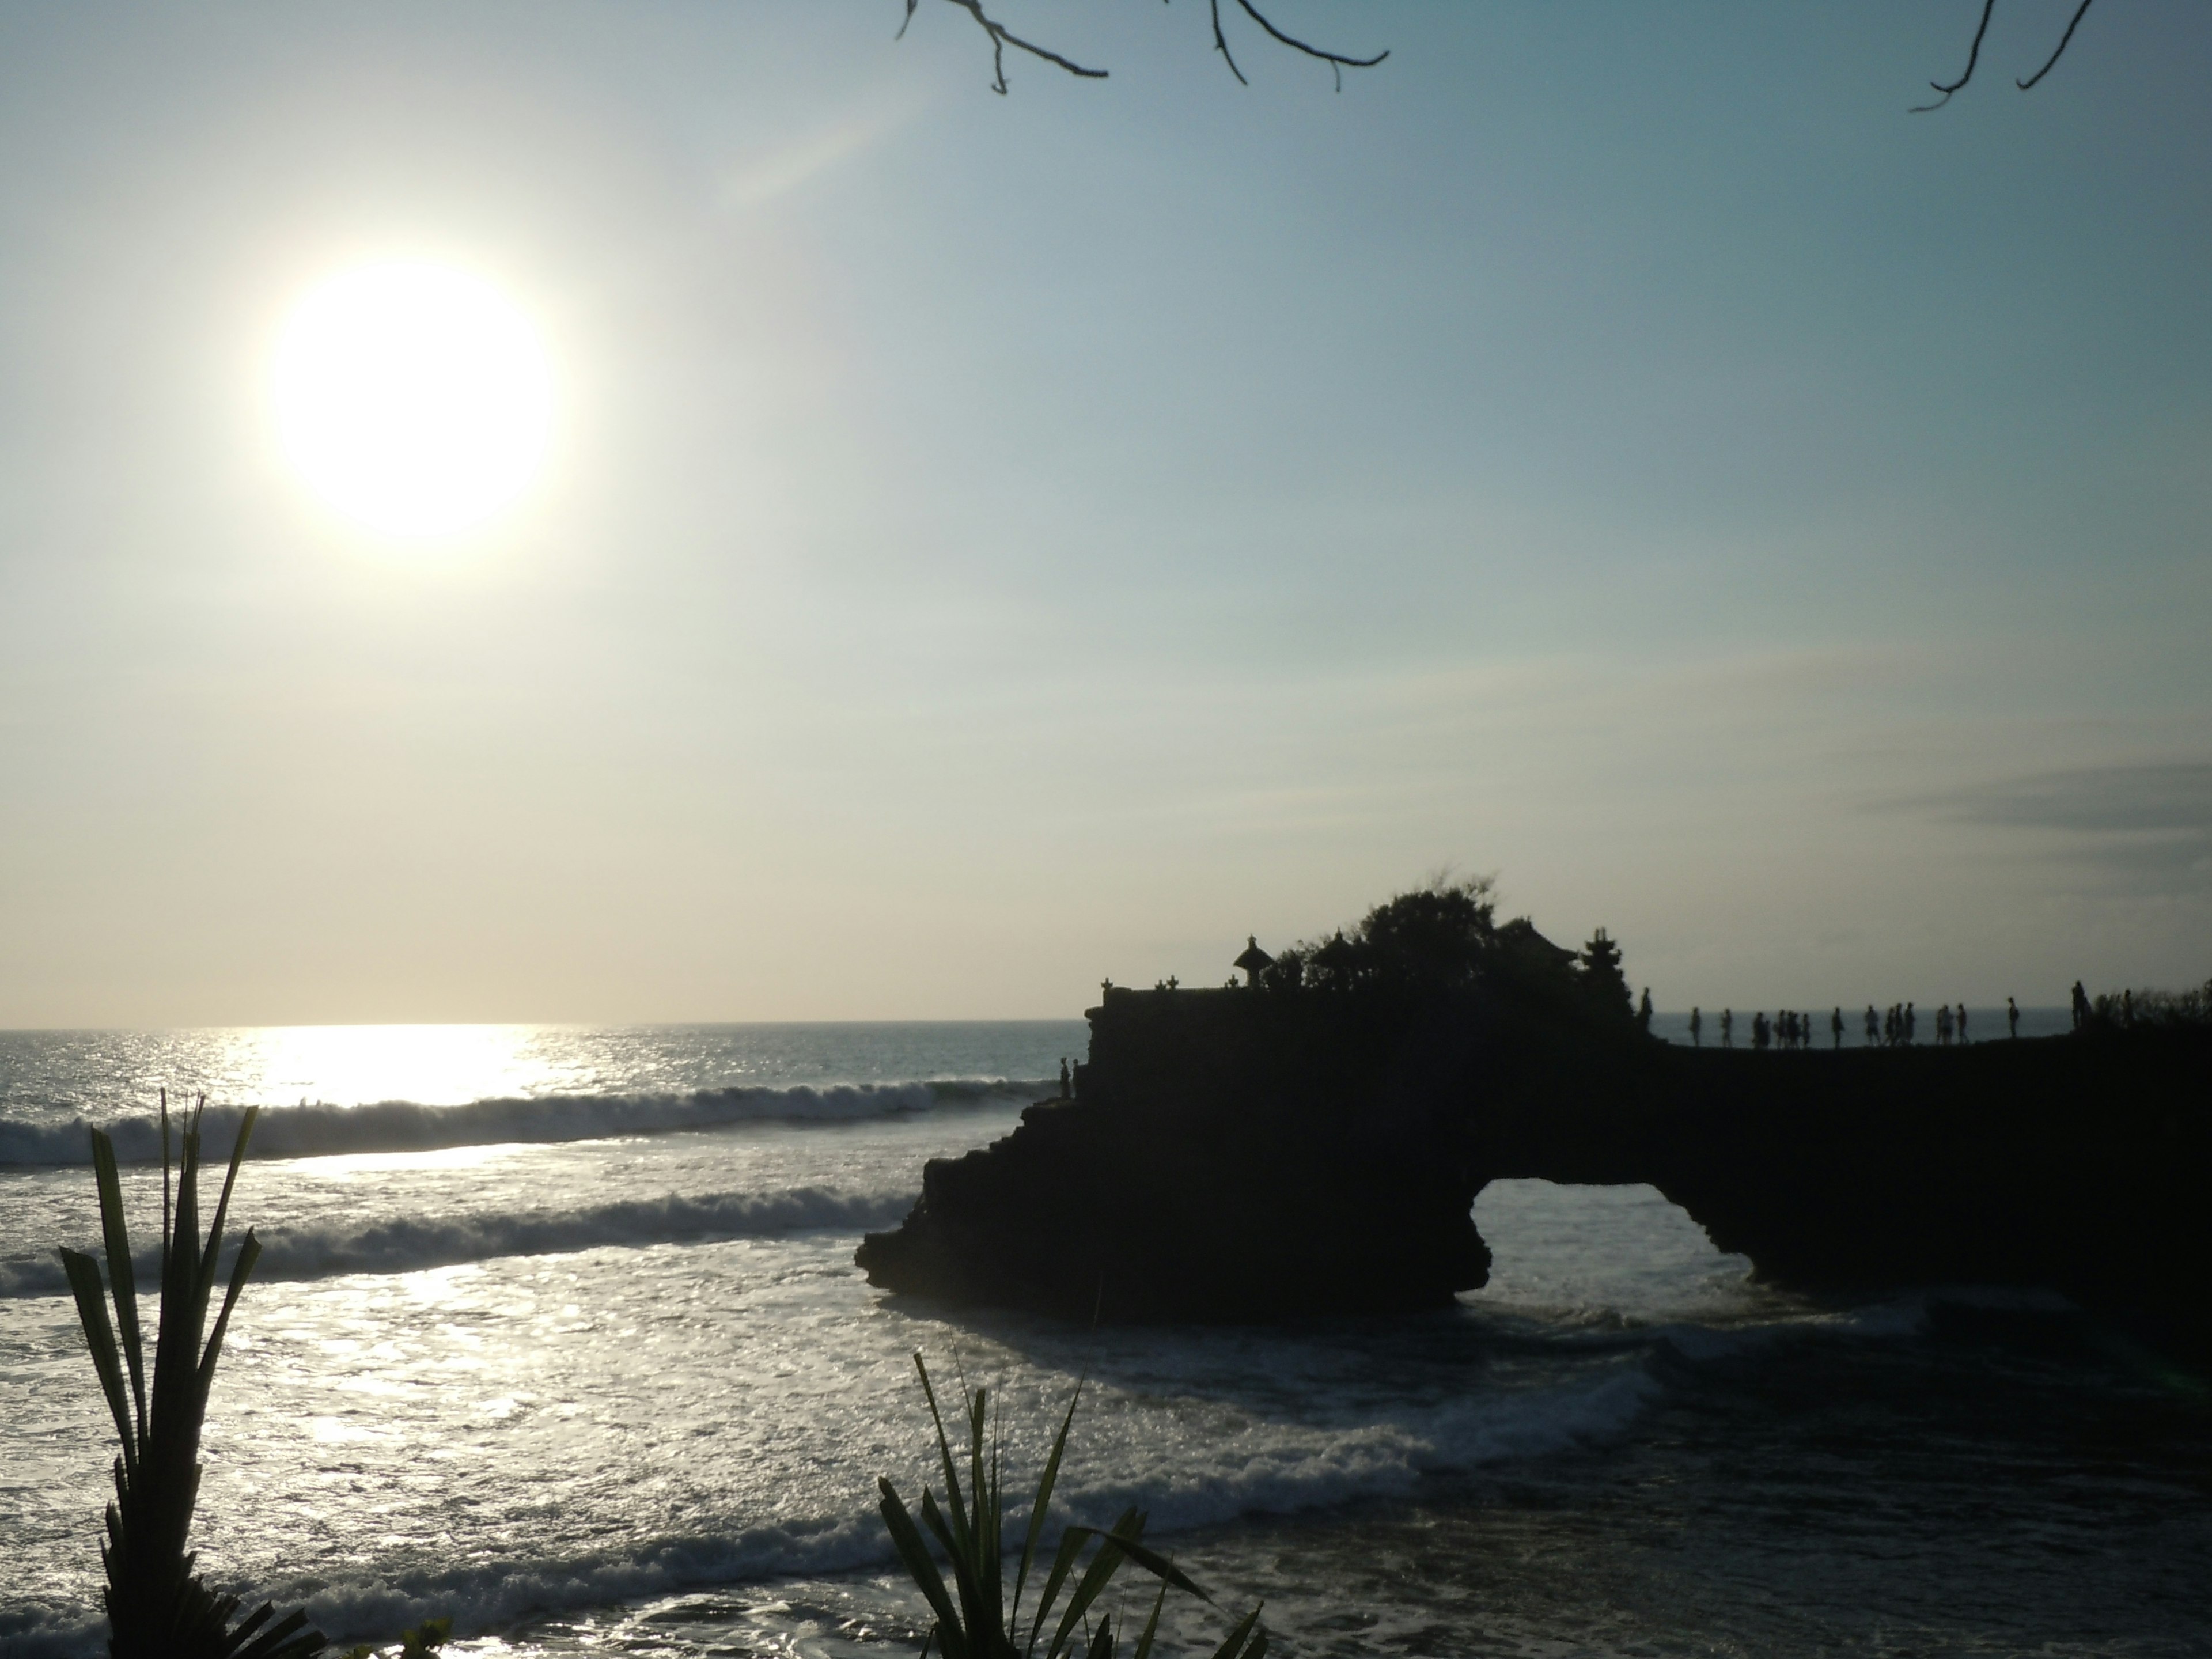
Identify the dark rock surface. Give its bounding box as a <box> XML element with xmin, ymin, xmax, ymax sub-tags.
<box><xmin>858</xmin><ymin>895</ymin><xmax>2211</xmax><ymax>1353</ymax></box>
<box><xmin>861</xmin><ymin>997</ymin><xmax>2212</xmax><ymax>1348</ymax></box>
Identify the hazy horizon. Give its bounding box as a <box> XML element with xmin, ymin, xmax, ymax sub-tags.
<box><xmin>2</xmin><ymin>2</ymin><xmax>2207</xmax><ymax>1027</ymax></box>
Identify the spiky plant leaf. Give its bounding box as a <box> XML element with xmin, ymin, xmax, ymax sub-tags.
<box><xmin>1206</xmin><ymin>1604</ymin><xmax>1267</xmax><ymax>1659</ymax></box>
<box><xmin>1008</xmin><ymin>1376</ymin><xmax>1082</xmax><ymax>1637</ymax></box>
<box><xmin>1128</xmin><ymin>1580</ymin><xmax>1168</xmax><ymax>1659</ymax></box>
<box><xmin>60</xmin><ymin>1101</ymin><xmax>327</xmax><ymax>1659</ymax></box>
<box><xmin>883</xmin><ymin>1355</ymin><xmax>1268</xmax><ymax>1659</ymax></box>
<box><xmin>880</xmin><ymin>1478</ymin><xmax>969</xmax><ymax>1659</ymax></box>
<box><xmin>1044</xmin><ymin>1507</ymin><xmax>1141</xmax><ymax>1659</ymax></box>
<box><xmin>89</xmin><ymin>1131</ymin><xmax>147</xmax><ymax>1435</ymax></box>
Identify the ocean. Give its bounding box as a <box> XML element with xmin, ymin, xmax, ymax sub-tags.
<box><xmin>3</xmin><ymin>1018</ymin><xmax>2205</xmax><ymax>1658</ymax></box>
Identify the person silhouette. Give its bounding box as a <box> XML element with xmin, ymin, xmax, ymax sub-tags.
<box><xmin>1753</xmin><ymin>1011</ymin><xmax>1770</xmax><ymax>1050</ymax></box>
<box><xmin>1936</xmin><ymin>1003</ymin><xmax>1952</xmax><ymax>1046</ymax></box>
<box><xmin>1865</xmin><ymin>1004</ymin><xmax>1879</xmax><ymax>1046</ymax></box>
<box><xmin>1638</xmin><ymin>987</ymin><xmax>1653</xmax><ymax>1032</ymax></box>
<box><xmin>1059</xmin><ymin>1058</ymin><xmax>1071</xmax><ymax>1099</ymax></box>
<box><xmin>1690</xmin><ymin>1006</ymin><xmax>1703</xmax><ymax>1047</ymax></box>
<box><xmin>1905</xmin><ymin>1001</ymin><xmax>1917</xmax><ymax>1044</ymax></box>
<box><xmin>1956</xmin><ymin>1003</ymin><xmax>1968</xmax><ymax>1044</ymax></box>
<box><xmin>2007</xmin><ymin>995</ymin><xmax>2020</xmax><ymax>1039</ymax></box>
<box><xmin>1721</xmin><ymin>1008</ymin><xmax>1734</xmax><ymax>1048</ymax></box>
<box><xmin>2071</xmin><ymin>980</ymin><xmax>2089</xmax><ymax>1030</ymax></box>
<box><xmin>1831</xmin><ymin>1007</ymin><xmax>1844</xmax><ymax>1049</ymax></box>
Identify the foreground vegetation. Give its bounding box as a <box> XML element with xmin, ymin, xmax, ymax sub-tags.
<box><xmin>59</xmin><ymin>1096</ymin><xmax>325</xmax><ymax>1659</ymax></box>
<box><xmin>878</xmin><ymin>1356</ymin><xmax>1268</xmax><ymax>1659</ymax></box>
<box><xmin>59</xmin><ymin>1103</ymin><xmax>1270</xmax><ymax>1657</ymax></box>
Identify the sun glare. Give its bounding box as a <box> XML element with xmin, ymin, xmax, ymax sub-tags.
<box><xmin>272</xmin><ymin>260</ymin><xmax>553</xmax><ymax>539</ymax></box>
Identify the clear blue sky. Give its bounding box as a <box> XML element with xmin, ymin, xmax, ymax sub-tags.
<box><xmin>1</xmin><ymin>1</ymin><xmax>2206</xmax><ymax>1024</ymax></box>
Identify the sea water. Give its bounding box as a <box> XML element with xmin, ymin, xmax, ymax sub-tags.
<box><xmin>2</xmin><ymin>1022</ymin><xmax>2205</xmax><ymax>1658</ymax></box>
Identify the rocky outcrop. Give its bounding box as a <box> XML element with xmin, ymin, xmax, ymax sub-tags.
<box><xmin>859</xmin><ymin>984</ymin><xmax>2212</xmax><ymax>1353</ymax></box>
<box><xmin>856</xmin><ymin>986</ymin><xmax>1499</xmax><ymax>1320</ymax></box>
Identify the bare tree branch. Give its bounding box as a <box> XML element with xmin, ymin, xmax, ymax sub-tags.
<box><xmin>1912</xmin><ymin>0</ymin><xmax>2096</xmax><ymax>111</ymax></box>
<box><xmin>1209</xmin><ymin>0</ymin><xmax>1250</xmax><ymax>88</ymax></box>
<box><xmin>1230</xmin><ymin>0</ymin><xmax>1389</xmax><ymax>92</ymax></box>
<box><xmin>902</xmin><ymin>0</ymin><xmax>1110</xmax><ymax>94</ymax></box>
<box><xmin>901</xmin><ymin>0</ymin><xmax>1385</xmax><ymax>95</ymax></box>
<box><xmin>1911</xmin><ymin>0</ymin><xmax>1996</xmax><ymax>112</ymax></box>
<box><xmin>2017</xmin><ymin>0</ymin><xmax>2095</xmax><ymax>90</ymax></box>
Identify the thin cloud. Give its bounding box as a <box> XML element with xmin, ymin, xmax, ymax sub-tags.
<box><xmin>1895</xmin><ymin>761</ymin><xmax>2212</xmax><ymax>893</ymax></box>
<box><xmin>1941</xmin><ymin>762</ymin><xmax>2212</xmax><ymax>836</ymax></box>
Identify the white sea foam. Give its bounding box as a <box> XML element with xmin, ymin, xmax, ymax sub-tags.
<box><xmin>1060</xmin><ymin>1362</ymin><xmax>1665</xmax><ymax>1540</ymax></box>
<box><xmin>0</xmin><ymin>1185</ymin><xmax>916</xmax><ymax>1298</ymax></box>
<box><xmin>0</xmin><ymin>1078</ymin><xmax>1041</xmax><ymax>1166</ymax></box>
<box><xmin>281</xmin><ymin>1517</ymin><xmax>895</xmax><ymax>1650</ymax></box>
<box><xmin>0</xmin><ymin>1360</ymin><xmax>1670</xmax><ymax>1658</ymax></box>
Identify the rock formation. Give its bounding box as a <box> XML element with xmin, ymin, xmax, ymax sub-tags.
<box><xmin>857</xmin><ymin>888</ymin><xmax>2212</xmax><ymax>1355</ymax></box>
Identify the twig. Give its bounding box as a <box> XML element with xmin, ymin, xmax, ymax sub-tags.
<box><xmin>1913</xmin><ymin>0</ymin><xmax>2096</xmax><ymax>111</ymax></box>
<box><xmin>902</xmin><ymin>0</ymin><xmax>1384</xmax><ymax>94</ymax></box>
<box><xmin>1911</xmin><ymin>0</ymin><xmax>1996</xmax><ymax>112</ymax></box>
<box><xmin>2017</xmin><ymin>0</ymin><xmax>2094</xmax><ymax>89</ymax></box>
<box><xmin>1209</xmin><ymin>0</ymin><xmax>1249</xmax><ymax>87</ymax></box>
<box><xmin>903</xmin><ymin>0</ymin><xmax>1109</xmax><ymax>94</ymax></box>
<box><xmin>1231</xmin><ymin>0</ymin><xmax>1388</xmax><ymax>92</ymax></box>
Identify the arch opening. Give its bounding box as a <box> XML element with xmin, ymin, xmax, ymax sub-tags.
<box><xmin>1468</xmin><ymin>1179</ymin><xmax>1755</xmax><ymax>1321</ymax></box>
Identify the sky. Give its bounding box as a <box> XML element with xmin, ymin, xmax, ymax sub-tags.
<box><xmin>0</xmin><ymin>1</ymin><xmax>2207</xmax><ymax>1026</ymax></box>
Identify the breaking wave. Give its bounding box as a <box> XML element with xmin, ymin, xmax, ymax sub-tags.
<box><xmin>0</xmin><ymin>1359</ymin><xmax>1666</xmax><ymax>1658</ymax></box>
<box><xmin>0</xmin><ymin>1078</ymin><xmax>1042</xmax><ymax>1167</ymax></box>
<box><xmin>0</xmin><ymin>1184</ymin><xmax>915</xmax><ymax>1298</ymax></box>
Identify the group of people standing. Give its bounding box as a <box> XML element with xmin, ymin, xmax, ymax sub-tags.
<box><xmin>1685</xmin><ymin>996</ymin><xmax>2022</xmax><ymax>1050</ymax></box>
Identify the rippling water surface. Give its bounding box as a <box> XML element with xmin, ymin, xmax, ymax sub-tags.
<box><xmin>3</xmin><ymin>1022</ymin><xmax>2205</xmax><ymax>1658</ymax></box>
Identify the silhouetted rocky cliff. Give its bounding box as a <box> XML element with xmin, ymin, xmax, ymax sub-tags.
<box><xmin>857</xmin><ymin>888</ymin><xmax>2212</xmax><ymax>1355</ymax></box>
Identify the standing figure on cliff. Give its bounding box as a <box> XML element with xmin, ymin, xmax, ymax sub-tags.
<box><xmin>2008</xmin><ymin>996</ymin><xmax>2020</xmax><ymax>1039</ymax></box>
<box><xmin>1956</xmin><ymin>1003</ymin><xmax>1968</xmax><ymax>1044</ymax></box>
<box><xmin>1906</xmin><ymin>1002</ymin><xmax>1918</xmax><ymax>1044</ymax></box>
<box><xmin>1865</xmin><ymin>1005</ymin><xmax>1880</xmax><ymax>1046</ymax></box>
<box><xmin>1639</xmin><ymin>987</ymin><xmax>1653</xmax><ymax>1032</ymax></box>
<box><xmin>1721</xmin><ymin>1008</ymin><xmax>1734</xmax><ymax>1048</ymax></box>
<box><xmin>1831</xmin><ymin>1007</ymin><xmax>1844</xmax><ymax>1049</ymax></box>
<box><xmin>2071</xmin><ymin>980</ymin><xmax>2090</xmax><ymax>1029</ymax></box>
<box><xmin>1936</xmin><ymin>1003</ymin><xmax>1953</xmax><ymax>1046</ymax></box>
<box><xmin>1753</xmin><ymin>1011</ymin><xmax>1770</xmax><ymax>1050</ymax></box>
<box><xmin>1690</xmin><ymin>1006</ymin><xmax>1703</xmax><ymax>1047</ymax></box>
<box><xmin>1059</xmin><ymin>1058</ymin><xmax>1071</xmax><ymax>1099</ymax></box>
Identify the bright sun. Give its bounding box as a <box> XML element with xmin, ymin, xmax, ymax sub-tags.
<box><xmin>272</xmin><ymin>260</ymin><xmax>553</xmax><ymax>539</ymax></box>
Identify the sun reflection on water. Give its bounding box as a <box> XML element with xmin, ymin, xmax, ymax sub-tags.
<box><xmin>203</xmin><ymin>1024</ymin><xmax>571</xmax><ymax>1108</ymax></box>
